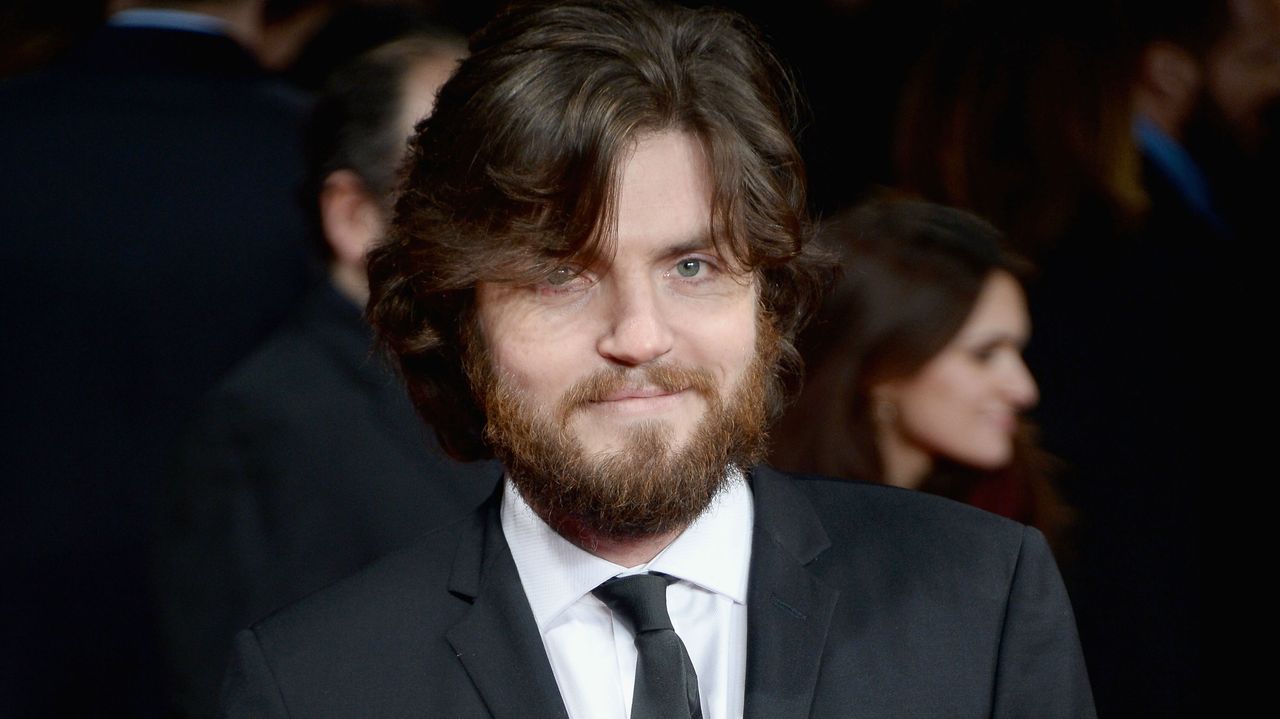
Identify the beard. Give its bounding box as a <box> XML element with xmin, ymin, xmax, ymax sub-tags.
<box><xmin>465</xmin><ymin>316</ymin><xmax>781</xmax><ymax>541</ymax></box>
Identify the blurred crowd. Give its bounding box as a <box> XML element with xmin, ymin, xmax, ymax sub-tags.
<box><xmin>5</xmin><ymin>0</ymin><xmax>1265</xmax><ymax>715</ymax></box>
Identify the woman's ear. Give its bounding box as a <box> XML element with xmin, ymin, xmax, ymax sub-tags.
<box><xmin>868</xmin><ymin>382</ymin><xmax>898</xmax><ymax>425</ymax></box>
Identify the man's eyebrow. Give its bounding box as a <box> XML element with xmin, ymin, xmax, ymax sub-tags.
<box><xmin>657</xmin><ymin>235</ymin><xmax>717</xmax><ymax>259</ymax></box>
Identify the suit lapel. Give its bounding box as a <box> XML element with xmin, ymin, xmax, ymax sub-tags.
<box><xmin>744</xmin><ymin>467</ymin><xmax>840</xmax><ymax>719</ymax></box>
<box><xmin>445</xmin><ymin>499</ymin><xmax>570</xmax><ymax>719</ymax></box>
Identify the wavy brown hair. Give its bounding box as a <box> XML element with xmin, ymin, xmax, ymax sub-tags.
<box><xmin>366</xmin><ymin>0</ymin><xmax>831</xmax><ymax>460</ymax></box>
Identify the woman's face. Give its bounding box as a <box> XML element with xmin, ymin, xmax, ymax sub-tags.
<box><xmin>876</xmin><ymin>270</ymin><xmax>1038</xmax><ymax>472</ymax></box>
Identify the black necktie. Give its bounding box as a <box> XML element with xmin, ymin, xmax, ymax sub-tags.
<box><xmin>592</xmin><ymin>573</ymin><xmax>703</xmax><ymax>719</ymax></box>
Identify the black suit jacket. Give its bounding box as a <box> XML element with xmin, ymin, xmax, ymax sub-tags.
<box><xmin>222</xmin><ymin>467</ymin><xmax>1094</xmax><ymax>718</ymax></box>
<box><xmin>158</xmin><ymin>283</ymin><xmax>499</xmax><ymax>718</ymax></box>
<box><xmin>0</xmin><ymin>26</ymin><xmax>312</xmax><ymax>716</ymax></box>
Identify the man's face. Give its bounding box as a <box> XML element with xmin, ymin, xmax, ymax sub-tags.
<box><xmin>470</xmin><ymin>130</ymin><xmax>772</xmax><ymax>538</ymax></box>
<box><xmin>1197</xmin><ymin>0</ymin><xmax>1280</xmax><ymax>153</ymax></box>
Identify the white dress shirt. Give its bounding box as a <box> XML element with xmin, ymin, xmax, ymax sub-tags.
<box><xmin>501</xmin><ymin>470</ymin><xmax>754</xmax><ymax>719</ymax></box>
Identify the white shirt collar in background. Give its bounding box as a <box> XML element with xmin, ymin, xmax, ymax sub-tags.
<box><xmin>109</xmin><ymin>8</ymin><xmax>232</xmax><ymax>37</ymax></box>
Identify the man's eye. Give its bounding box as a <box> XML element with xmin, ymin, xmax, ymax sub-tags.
<box><xmin>546</xmin><ymin>266</ymin><xmax>580</xmax><ymax>286</ymax></box>
<box><xmin>675</xmin><ymin>259</ymin><xmax>702</xmax><ymax>278</ymax></box>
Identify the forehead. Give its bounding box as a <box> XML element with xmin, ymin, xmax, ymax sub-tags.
<box><xmin>605</xmin><ymin>130</ymin><xmax>717</xmax><ymax>264</ymax></box>
<box><xmin>618</xmin><ymin>132</ymin><xmax>711</xmax><ymax>229</ymax></box>
<box><xmin>955</xmin><ymin>271</ymin><xmax>1029</xmax><ymax>338</ymax></box>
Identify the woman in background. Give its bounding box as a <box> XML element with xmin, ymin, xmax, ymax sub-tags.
<box><xmin>770</xmin><ymin>199</ymin><xmax>1068</xmax><ymax>545</ymax></box>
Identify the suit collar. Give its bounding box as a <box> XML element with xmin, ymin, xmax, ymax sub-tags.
<box><xmin>445</xmin><ymin>490</ymin><xmax>571</xmax><ymax>719</ymax></box>
<box><xmin>744</xmin><ymin>466</ymin><xmax>840</xmax><ymax>719</ymax></box>
<box><xmin>749</xmin><ymin>465</ymin><xmax>832</xmax><ymax>563</ymax></box>
<box><xmin>296</xmin><ymin>280</ymin><xmax>371</xmax><ymax>377</ymax></box>
<box><xmin>297</xmin><ymin>281</ymin><xmax>441</xmax><ymax>460</ymax></box>
<box><xmin>501</xmin><ymin>470</ymin><xmax>755</xmax><ymax>632</ymax></box>
<box><xmin>109</xmin><ymin>8</ymin><xmax>233</xmax><ymax>37</ymax></box>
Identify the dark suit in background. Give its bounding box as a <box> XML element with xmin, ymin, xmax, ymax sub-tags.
<box><xmin>158</xmin><ymin>282</ymin><xmax>500</xmax><ymax>718</ymax></box>
<box><xmin>0</xmin><ymin>25</ymin><xmax>313</xmax><ymax>716</ymax></box>
<box><xmin>1027</xmin><ymin>154</ymin><xmax>1209</xmax><ymax>716</ymax></box>
<box><xmin>223</xmin><ymin>467</ymin><xmax>1095</xmax><ymax>719</ymax></box>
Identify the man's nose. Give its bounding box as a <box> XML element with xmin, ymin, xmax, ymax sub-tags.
<box><xmin>595</xmin><ymin>277</ymin><xmax>674</xmax><ymax>367</ymax></box>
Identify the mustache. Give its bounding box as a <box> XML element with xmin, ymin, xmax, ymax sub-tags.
<box><xmin>555</xmin><ymin>363</ymin><xmax>719</xmax><ymax>425</ymax></box>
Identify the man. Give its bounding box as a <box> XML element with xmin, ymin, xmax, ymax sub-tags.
<box><xmin>223</xmin><ymin>2</ymin><xmax>1094</xmax><ymax>717</ymax></box>
<box><xmin>1130</xmin><ymin>0</ymin><xmax>1280</xmax><ymax>239</ymax></box>
<box><xmin>0</xmin><ymin>1</ymin><xmax>310</xmax><ymax>714</ymax></box>
<box><xmin>155</xmin><ymin>35</ymin><xmax>497</xmax><ymax>719</ymax></box>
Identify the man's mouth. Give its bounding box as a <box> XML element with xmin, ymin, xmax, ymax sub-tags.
<box><xmin>595</xmin><ymin>386</ymin><xmax>685</xmax><ymax>402</ymax></box>
<box><xmin>555</xmin><ymin>363</ymin><xmax>718</xmax><ymax>425</ymax></box>
<box><xmin>587</xmin><ymin>386</ymin><xmax>692</xmax><ymax>415</ymax></box>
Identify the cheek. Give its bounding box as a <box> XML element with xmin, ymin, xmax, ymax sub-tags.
<box><xmin>896</xmin><ymin>362</ymin><xmax>972</xmax><ymax>423</ymax></box>
<box><xmin>897</xmin><ymin>389</ymin><xmax>969</xmax><ymax>448</ymax></box>
<box><xmin>676</xmin><ymin>309</ymin><xmax>756</xmax><ymax>389</ymax></box>
<box><xmin>893</xmin><ymin>364</ymin><xmax>1003</xmax><ymax>464</ymax></box>
<box><xmin>673</xmin><ymin>284</ymin><xmax>760</xmax><ymax>379</ymax></box>
<box><xmin>478</xmin><ymin>292</ymin><xmax>587</xmax><ymax>403</ymax></box>
<box><xmin>897</xmin><ymin>403</ymin><xmax>1012</xmax><ymax>469</ymax></box>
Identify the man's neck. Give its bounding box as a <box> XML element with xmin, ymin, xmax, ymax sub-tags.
<box><xmin>329</xmin><ymin>264</ymin><xmax>369</xmax><ymax>308</ymax></box>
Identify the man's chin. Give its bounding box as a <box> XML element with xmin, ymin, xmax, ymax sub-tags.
<box><xmin>571</xmin><ymin>417</ymin><xmax>700</xmax><ymax>459</ymax></box>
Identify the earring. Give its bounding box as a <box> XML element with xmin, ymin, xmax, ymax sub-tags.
<box><xmin>874</xmin><ymin>397</ymin><xmax>897</xmax><ymax>425</ymax></box>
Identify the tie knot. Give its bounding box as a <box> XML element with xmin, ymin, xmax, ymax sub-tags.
<box><xmin>592</xmin><ymin>573</ymin><xmax>674</xmax><ymax>633</ymax></box>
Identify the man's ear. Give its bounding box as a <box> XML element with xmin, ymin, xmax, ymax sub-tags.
<box><xmin>320</xmin><ymin>169</ymin><xmax>383</xmax><ymax>265</ymax></box>
<box><xmin>1136</xmin><ymin>41</ymin><xmax>1203</xmax><ymax>137</ymax></box>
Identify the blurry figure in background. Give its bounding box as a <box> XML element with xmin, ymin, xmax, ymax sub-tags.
<box><xmin>154</xmin><ymin>34</ymin><xmax>499</xmax><ymax>719</ymax></box>
<box><xmin>1128</xmin><ymin>0</ymin><xmax>1280</xmax><ymax>240</ymax></box>
<box><xmin>0</xmin><ymin>0</ymin><xmax>104</xmax><ymax>77</ymax></box>
<box><xmin>893</xmin><ymin>0</ymin><xmax>1146</xmax><ymax>262</ymax></box>
<box><xmin>891</xmin><ymin>3</ymin><xmax>1214</xmax><ymax>713</ymax></box>
<box><xmin>258</xmin><ymin>0</ymin><xmax>470</xmax><ymax>91</ymax></box>
<box><xmin>0</xmin><ymin>1</ymin><xmax>311</xmax><ymax>715</ymax></box>
<box><xmin>1018</xmin><ymin>2</ymin><xmax>1276</xmax><ymax>714</ymax></box>
<box><xmin>771</xmin><ymin>200</ymin><xmax>1069</xmax><ymax>547</ymax></box>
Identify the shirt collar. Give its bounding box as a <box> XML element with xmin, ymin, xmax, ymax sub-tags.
<box><xmin>109</xmin><ymin>8</ymin><xmax>232</xmax><ymax>37</ymax></box>
<box><xmin>1134</xmin><ymin>115</ymin><xmax>1224</xmax><ymax>230</ymax></box>
<box><xmin>501</xmin><ymin>468</ymin><xmax>754</xmax><ymax>632</ymax></box>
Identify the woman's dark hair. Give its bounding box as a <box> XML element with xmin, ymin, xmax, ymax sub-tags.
<box><xmin>366</xmin><ymin>0</ymin><xmax>830</xmax><ymax>460</ymax></box>
<box><xmin>770</xmin><ymin>199</ymin><xmax>1067</xmax><ymax>542</ymax></box>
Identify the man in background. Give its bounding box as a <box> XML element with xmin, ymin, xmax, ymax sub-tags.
<box><xmin>1131</xmin><ymin>0</ymin><xmax>1280</xmax><ymax>239</ymax></box>
<box><xmin>0</xmin><ymin>1</ymin><xmax>311</xmax><ymax>714</ymax></box>
<box><xmin>154</xmin><ymin>34</ymin><xmax>500</xmax><ymax>718</ymax></box>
